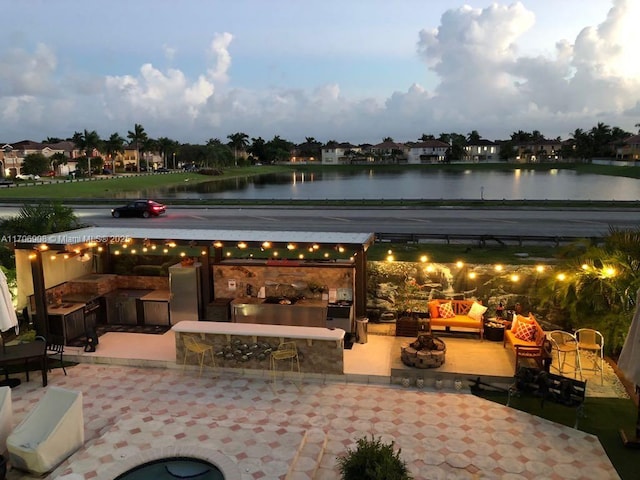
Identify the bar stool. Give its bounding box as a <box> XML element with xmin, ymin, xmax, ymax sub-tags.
<box><xmin>182</xmin><ymin>336</ymin><xmax>215</xmax><ymax>376</ymax></box>
<box><xmin>270</xmin><ymin>341</ymin><xmax>301</xmax><ymax>389</ymax></box>
<box><xmin>575</xmin><ymin>328</ymin><xmax>604</xmax><ymax>385</ymax></box>
<box><xmin>548</xmin><ymin>330</ymin><xmax>583</xmax><ymax>379</ymax></box>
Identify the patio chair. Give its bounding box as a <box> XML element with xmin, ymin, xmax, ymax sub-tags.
<box><xmin>575</xmin><ymin>328</ymin><xmax>604</xmax><ymax>385</ymax></box>
<box><xmin>182</xmin><ymin>335</ymin><xmax>215</xmax><ymax>376</ymax></box>
<box><xmin>35</xmin><ymin>335</ymin><xmax>67</xmax><ymax>375</ymax></box>
<box><xmin>7</xmin><ymin>386</ymin><xmax>84</xmax><ymax>475</ymax></box>
<box><xmin>548</xmin><ymin>330</ymin><xmax>583</xmax><ymax>379</ymax></box>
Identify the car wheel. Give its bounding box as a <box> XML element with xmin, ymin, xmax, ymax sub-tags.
<box><xmin>142</xmin><ymin>211</ymin><xmax>150</xmax><ymax>218</ymax></box>
<box><xmin>112</xmin><ymin>211</ymin><xmax>120</xmax><ymax>218</ymax></box>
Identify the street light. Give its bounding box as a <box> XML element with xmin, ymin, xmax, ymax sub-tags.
<box><xmin>172</xmin><ymin>152</ymin><xmax>176</xmax><ymax>169</ymax></box>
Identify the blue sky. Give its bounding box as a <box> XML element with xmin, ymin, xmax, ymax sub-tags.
<box><xmin>1</xmin><ymin>0</ymin><xmax>638</xmax><ymax>144</ymax></box>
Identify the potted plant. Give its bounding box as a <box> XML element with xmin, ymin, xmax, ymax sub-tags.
<box><xmin>336</xmin><ymin>435</ymin><xmax>412</xmax><ymax>480</ymax></box>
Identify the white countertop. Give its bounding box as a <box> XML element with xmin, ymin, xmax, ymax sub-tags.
<box><xmin>46</xmin><ymin>302</ymin><xmax>85</xmax><ymax>315</ymax></box>
<box><xmin>172</xmin><ymin>321</ymin><xmax>345</xmax><ymax>341</ymax></box>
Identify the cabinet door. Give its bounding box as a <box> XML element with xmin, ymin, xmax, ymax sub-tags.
<box><xmin>65</xmin><ymin>309</ymin><xmax>85</xmax><ymax>341</ymax></box>
<box><xmin>143</xmin><ymin>301</ymin><xmax>169</xmax><ymax>325</ymax></box>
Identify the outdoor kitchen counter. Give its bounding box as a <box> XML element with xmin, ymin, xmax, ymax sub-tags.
<box><xmin>173</xmin><ymin>321</ymin><xmax>345</xmax><ymax>375</ymax></box>
<box><xmin>140</xmin><ymin>289</ymin><xmax>170</xmax><ymax>302</ymax></box>
<box><xmin>231</xmin><ymin>297</ymin><xmax>329</xmax><ymax>327</ymax></box>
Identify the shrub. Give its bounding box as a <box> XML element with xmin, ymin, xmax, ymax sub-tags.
<box><xmin>336</xmin><ymin>435</ymin><xmax>412</xmax><ymax>480</ymax></box>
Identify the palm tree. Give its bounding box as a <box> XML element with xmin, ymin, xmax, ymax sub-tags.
<box><xmin>155</xmin><ymin>137</ymin><xmax>178</xmax><ymax>169</ymax></box>
<box><xmin>104</xmin><ymin>133</ymin><xmax>125</xmax><ymax>171</ymax></box>
<box><xmin>467</xmin><ymin>130</ymin><xmax>481</xmax><ymax>142</ymax></box>
<box><xmin>72</xmin><ymin>129</ymin><xmax>101</xmax><ymax>176</ymax></box>
<box><xmin>227</xmin><ymin>132</ymin><xmax>249</xmax><ymax>167</ymax></box>
<box><xmin>537</xmin><ymin>227</ymin><xmax>640</xmax><ymax>354</ymax></box>
<box><xmin>127</xmin><ymin>123</ymin><xmax>148</xmax><ymax>173</ymax></box>
<box><xmin>49</xmin><ymin>152</ymin><xmax>68</xmax><ymax>175</ymax></box>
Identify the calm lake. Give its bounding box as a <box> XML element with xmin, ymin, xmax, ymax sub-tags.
<box><xmin>144</xmin><ymin>168</ymin><xmax>640</xmax><ymax>201</ymax></box>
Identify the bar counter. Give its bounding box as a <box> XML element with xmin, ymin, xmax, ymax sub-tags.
<box><xmin>172</xmin><ymin>321</ymin><xmax>345</xmax><ymax>375</ymax></box>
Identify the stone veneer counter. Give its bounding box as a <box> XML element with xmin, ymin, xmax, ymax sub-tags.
<box><xmin>172</xmin><ymin>321</ymin><xmax>345</xmax><ymax>375</ymax></box>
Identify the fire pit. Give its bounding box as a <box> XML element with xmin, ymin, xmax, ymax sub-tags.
<box><xmin>400</xmin><ymin>333</ymin><xmax>446</xmax><ymax>368</ymax></box>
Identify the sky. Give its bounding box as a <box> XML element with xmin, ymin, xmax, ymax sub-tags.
<box><xmin>1</xmin><ymin>0</ymin><xmax>639</xmax><ymax>145</ymax></box>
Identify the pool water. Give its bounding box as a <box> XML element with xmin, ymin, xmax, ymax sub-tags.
<box><xmin>115</xmin><ymin>457</ymin><xmax>225</xmax><ymax>479</ymax></box>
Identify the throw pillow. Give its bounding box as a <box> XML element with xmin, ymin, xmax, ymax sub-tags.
<box><xmin>514</xmin><ymin>320</ymin><xmax>536</xmax><ymax>342</ymax></box>
<box><xmin>438</xmin><ymin>302</ymin><xmax>456</xmax><ymax>319</ymax></box>
<box><xmin>428</xmin><ymin>301</ymin><xmax>440</xmax><ymax>319</ymax></box>
<box><xmin>468</xmin><ymin>302</ymin><xmax>488</xmax><ymax>321</ymax></box>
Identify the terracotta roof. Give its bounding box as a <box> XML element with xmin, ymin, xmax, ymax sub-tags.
<box><xmin>622</xmin><ymin>134</ymin><xmax>640</xmax><ymax>145</ymax></box>
<box><xmin>410</xmin><ymin>140</ymin><xmax>450</xmax><ymax>148</ymax></box>
<box><xmin>465</xmin><ymin>139</ymin><xmax>497</xmax><ymax>147</ymax></box>
<box><xmin>372</xmin><ymin>141</ymin><xmax>404</xmax><ymax>149</ymax></box>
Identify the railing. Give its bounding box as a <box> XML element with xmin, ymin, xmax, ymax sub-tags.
<box><xmin>374</xmin><ymin>232</ymin><xmax>602</xmax><ymax>246</ymax></box>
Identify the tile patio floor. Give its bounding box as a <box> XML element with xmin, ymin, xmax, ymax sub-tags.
<box><xmin>2</xmin><ymin>329</ymin><xmax>625</xmax><ymax>479</ymax></box>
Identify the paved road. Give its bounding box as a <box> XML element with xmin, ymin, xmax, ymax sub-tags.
<box><xmin>16</xmin><ymin>205</ymin><xmax>637</xmax><ymax>238</ymax></box>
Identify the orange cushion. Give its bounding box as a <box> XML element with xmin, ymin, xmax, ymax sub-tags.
<box><xmin>428</xmin><ymin>301</ymin><xmax>440</xmax><ymax>318</ymax></box>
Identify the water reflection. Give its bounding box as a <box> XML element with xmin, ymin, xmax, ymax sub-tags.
<box><xmin>135</xmin><ymin>169</ymin><xmax>640</xmax><ymax>201</ymax></box>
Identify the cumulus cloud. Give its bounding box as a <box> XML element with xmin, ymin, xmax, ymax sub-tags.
<box><xmin>410</xmin><ymin>0</ymin><xmax>640</xmax><ymax>139</ymax></box>
<box><xmin>0</xmin><ymin>43</ymin><xmax>57</xmax><ymax>96</ymax></box>
<box><xmin>208</xmin><ymin>32</ymin><xmax>233</xmax><ymax>83</ymax></box>
<box><xmin>1</xmin><ymin>3</ymin><xmax>639</xmax><ymax>144</ymax></box>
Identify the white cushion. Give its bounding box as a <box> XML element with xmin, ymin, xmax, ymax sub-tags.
<box><xmin>468</xmin><ymin>302</ymin><xmax>488</xmax><ymax>321</ymax></box>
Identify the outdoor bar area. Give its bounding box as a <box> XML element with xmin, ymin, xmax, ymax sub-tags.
<box><xmin>13</xmin><ymin>227</ymin><xmax>375</xmax><ymax>375</ymax></box>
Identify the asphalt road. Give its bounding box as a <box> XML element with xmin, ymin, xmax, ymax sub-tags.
<box><xmin>25</xmin><ymin>205</ymin><xmax>639</xmax><ymax>238</ymax></box>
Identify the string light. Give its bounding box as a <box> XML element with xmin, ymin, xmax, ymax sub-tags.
<box><xmin>456</xmin><ymin>261</ymin><xmax>464</xmax><ymax>268</ymax></box>
<box><xmin>237</xmin><ymin>242</ymin><xmax>247</xmax><ymax>249</ymax></box>
<box><xmin>287</xmin><ymin>243</ymin><xmax>296</xmax><ymax>250</ymax></box>
<box><xmin>510</xmin><ymin>274</ymin><xmax>519</xmax><ymax>282</ymax></box>
<box><xmin>468</xmin><ymin>272</ymin><xmax>476</xmax><ymax>279</ymax></box>
<box><xmin>557</xmin><ymin>273</ymin><xmax>566</xmax><ymax>281</ymax></box>
<box><xmin>420</xmin><ymin>255</ymin><xmax>428</xmax><ymax>263</ymax></box>
<box><xmin>261</xmin><ymin>241</ymin><xmax>271</xmax><ymax>249</ymax></box>
<box><xmin>535</xmin><ymin>265</ymin><xmax>544</xmax><ymax>273</ymax></box>
<box><xmin>213</xmin><ymin>241</ymin><xmax>223</xmax><ymax>248</ymax></box>
<box><xmin>494</xmin><ymin>264</ymin><xmax>503</xmax><ymax>272</ymax></box>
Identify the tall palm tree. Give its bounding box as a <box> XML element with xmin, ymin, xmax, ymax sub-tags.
<box><xmin>227</xmin><ymin>132</ymin><xmax>249</xmax><ymax>166</ymax></box>
<box><xmin>72</xmin><ymin>129</ymin><xmax>101</xmax><ymax>176</ymax></box>
<box><xmin>127</xmin><ymin>123</ymin><xmax>148</xmax><ymax>173</ymax></box>
<box><xmin>156</xmin><ymin>137</ymin><xmax>177</xmax><ymax>169</ymax></box>
<box><xmin>466</xmin><ymin>130</ymin><xmax>481</xmax><ymax>142</ymax></box>
<box><xmin>104</xmin><ymin>133</ymin><xmax>125</xmax><ymax>171</ymax></box>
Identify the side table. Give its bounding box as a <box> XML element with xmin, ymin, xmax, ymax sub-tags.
<box><xmin>484</xmin><ymin>319</ymin><xmax>506</xmax><ymax>342</ymax></box>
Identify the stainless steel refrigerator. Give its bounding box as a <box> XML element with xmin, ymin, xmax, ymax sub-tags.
<box><xmin>169</xmin><ymin>263</ymin><xmax>202</xmax><ymax>323</ymax></box>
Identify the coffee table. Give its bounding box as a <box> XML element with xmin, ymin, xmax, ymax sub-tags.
<box><xmin>484</xmin><ymin>319</ymin><xmax>507</xmax><ymax>342</ymax></box>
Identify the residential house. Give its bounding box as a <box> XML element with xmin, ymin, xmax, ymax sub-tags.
<box><xmin>1</xmin><ymin>140</ymin><xmax>77</xmax><ymax>177</ymax></box>
<box><xmin>616</xmin><ymin>134</ymin><xmax>640</xmax><ymax>161</ymax></box>
<box><xmin>464</xmin><ymin>139</ymin><xmax>500</xmax><ymax>162</ymax></box>
<box><xmin>321</xmin><ymin>142</ymin><xmax>361</xmax><ymax>165</ymax></box>
<box><xmin>513</xmin><ymin>139</ymin><xmax>564</xmax><ymax>163</ymax></box>
<box><xmin>405</xmin><ymin>140</ymin><xmax>449</xmax><ymax>164</ymax></box>
<box><xmin>370</xmin><ymin>141</ymin><xmax>408</xmax><ymax>163</ymax></box>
